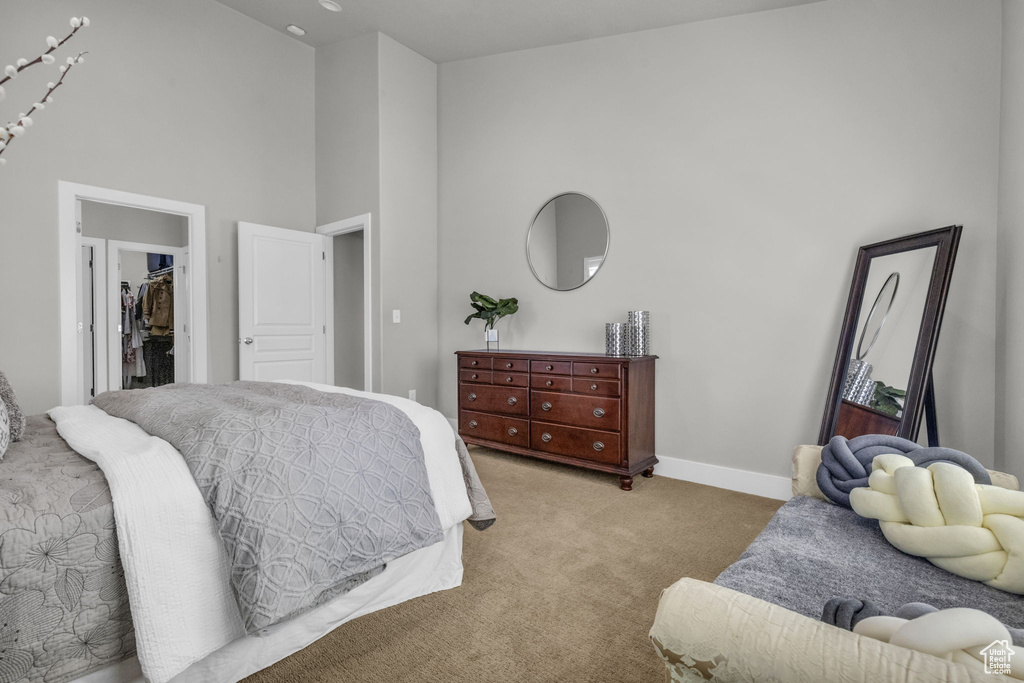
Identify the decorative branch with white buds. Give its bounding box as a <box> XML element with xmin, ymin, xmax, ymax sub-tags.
<box><xmin>0</xmin><ymin>16</ymin><xmax>89</xmax><ymax>166</ymax></box>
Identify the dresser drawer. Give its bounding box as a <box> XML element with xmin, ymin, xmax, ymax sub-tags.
<box><xmin>460</xmin><ymin>410</ymin><xmax>529</xmax><ymax>448</ymax></box>
<box><xmin>531</xmin><ymin>374</ymin><xmax>572</xmax><ymax>392</ymax></box>
<box><xmin>460</xmin><ymin>384</ymin><xmax>529</xmax><ymax>416</ymax></box>
<box><xmin>494</xmin><ymin>358</ymin><xmax>529</xmax><ymax>373</ymax></box>
<box><xmin>572</xmin><ymin>378</ymin><xmax>621</xmax><ymax>397</ymax></box>
<box><xmin>531</xmin><ymin>421</ymin><xmax>621</xmax><ymax>465</ymax></box>
<box><xmin>460</xmin><ymin>369</ymin><xmax>492</xmax><ymax>384</ymax></box>
<box><xmin>572</xmin><ymin>361</ymin><xmax>621</xmax><ymax>379</ymax></box>
<box><xmin>460</xmin><ymin>356</ymin><xmax>492</xmax><ymax>370</ymax></box>
<box><xmin>531</xmin><ymin>390</ymin><xmax>620</xmax><ymax>431</ymax></box>
<box><xmin>531</xmin><ymin>360</ymin><xmax>573</xmax><ymax>375</ymax></box>
<box><xmin>491</xmin><ymin>371</ymin><xmax>529</xmax><ymax>387</ymax></box>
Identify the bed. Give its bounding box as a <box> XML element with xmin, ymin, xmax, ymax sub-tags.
<box><xmin>0</xmin><ymin>380</ymin><xmax>494</xmax><ymax>683</ymax></box>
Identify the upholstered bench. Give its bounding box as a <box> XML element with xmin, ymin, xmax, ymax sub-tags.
<box><xmin>650</xmin><ymin>447</ymin><xmax>1021</xmax><ymax>682</ymax></box>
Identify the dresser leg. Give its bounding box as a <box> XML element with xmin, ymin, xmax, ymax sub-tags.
<box><xmin>642</xmin><ymin>466</ymin><xmax>655</xmax><ymax>478</ymax></box>
<box><xmin>619</xmin><ymin>476</ymin><xmax>633</xmax><ymax>491</ymax></box>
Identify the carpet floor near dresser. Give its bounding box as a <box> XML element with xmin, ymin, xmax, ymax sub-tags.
<box><xmin>244</xmin><ymin>447</ymin><xmax>782</xmax><ymax>683</ymax></box>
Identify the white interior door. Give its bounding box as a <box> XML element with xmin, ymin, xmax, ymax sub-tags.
<box><xmin>238</xmin><ymin>222</ymin><xmax>327</xmax><ymax>382</ymax></box>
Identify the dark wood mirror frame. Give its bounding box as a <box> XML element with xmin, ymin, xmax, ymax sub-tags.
<box><xmin>818</xmin><ymin>225</ymin><xmax>962</xmax><ymax>445</ymax></box>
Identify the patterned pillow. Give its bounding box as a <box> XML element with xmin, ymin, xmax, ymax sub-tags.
<box><xmin>0</xmin><ymin>399</ymin><xmax>9</xmax><ymax>460</ymax></box>
<box><xmin>0</xmin><ymin>370</ymin><xmax>25</xmax><ymax>441</ymax></box>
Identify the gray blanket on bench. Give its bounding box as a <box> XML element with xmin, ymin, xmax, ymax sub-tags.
<box><xmin>715</xmin><ymin>496</ymin><xmax>1024</xmax><ymax>629</ymax></box>
<box><xmin>93</xmin><ymin>381</ymin><xmax>444</xmax><ymax>633</ymax></box>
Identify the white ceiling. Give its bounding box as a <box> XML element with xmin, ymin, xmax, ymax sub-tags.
<box><xmin>212</xmin><ymin>0</ymin><xmax>826</xmax><ymax>63</ymax></box>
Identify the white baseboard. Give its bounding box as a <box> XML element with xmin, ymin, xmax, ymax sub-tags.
<box><xmin>653</xmin><ymin>455</ymin><xmax>792</xmax><ymax>501</ymax></box>
<box><xmin>450</xmin><ymin>413</ymin><xmax>792</xmax><ymax>501</ymax></box>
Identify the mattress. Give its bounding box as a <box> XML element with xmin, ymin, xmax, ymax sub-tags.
<box><xmin>0</xmin><ymin>416</ymin><xmax>134</xmax><ymax>683</ymax></box>
<box><xmin>714</xmin><ymin>495</ymin><xmax>1024</xmax><ymax>628</ymax></box>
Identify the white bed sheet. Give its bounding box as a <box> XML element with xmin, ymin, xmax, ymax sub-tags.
<box><xmin>74</xmin><ymin>523</ymin><xmax>464</xmax><ymax>683</ymax></box>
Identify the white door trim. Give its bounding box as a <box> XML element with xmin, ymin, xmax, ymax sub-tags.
<box><xmin>58</xmin><ymin>181</ymin><xmax>208</xmax><ymax>406</ymax></box>
<box><xmin>317</xmin><ymin>213</ymin><xmax>372</xmax><ymax>392</ymax></box>
<box><xmin>79</xmin><ymin>237</ymin><xmax>107</xmax><ymax>401</ymax></box>
<box><xmin>106</xmin><ymin>241</ymin><xmax>186</xmax><ymax>391</ymax></box>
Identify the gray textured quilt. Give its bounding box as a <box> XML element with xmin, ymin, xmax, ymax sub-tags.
<box><xmin>93</xmin><ymin>381</ymin><xmax>445</xmax><ymax>633</ymax></box>
<box><xmin>715</xmin><ymin>496</ymin><xmax>1024</xmax><ymax>628</ymax></box>
<box><xmin>0</xmin><ymin>416</ymin><xmax>135</xmax><ymax>683</ymax></box>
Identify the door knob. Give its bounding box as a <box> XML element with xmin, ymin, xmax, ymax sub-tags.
<box><xmin>241</xmin><ymin>337</ymin><xmax>254</xmax><ymax>345</ymax></box>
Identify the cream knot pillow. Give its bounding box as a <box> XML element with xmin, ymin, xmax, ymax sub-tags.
<box><xmin>850</xmin><ymin>454</ymin><xmax>1024</xmax><ymax>594</ymax></box>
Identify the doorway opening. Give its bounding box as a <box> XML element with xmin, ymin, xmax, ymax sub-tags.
<box><xmin>318</xmin><ymin>213</ymin><xmax>373</xmax><ymax>392</ymax></box>
<box><xmin>58</xmin><ymin>182</ymin><xmax>208</xmax><ymax>405</ymax></box>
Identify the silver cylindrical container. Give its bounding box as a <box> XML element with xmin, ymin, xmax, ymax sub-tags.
<box><xmin>628</xmin><ymin>310</ymin><xmax>650</xmax><ymax>327</ymax></box>
<box><xmin>605</xmin><ymin>323</ymin><xmax>628</xmax><ymax>356</ymax></box>
<box><xmin>854</xmin><ymin>380</ymin><xmax>877</xmax><ymax>407</ymax></box>
<box><xmin>842</xmin><ymin>360</ymin><xmax>872</xmax><ymax>401</ymax></box>
<box><xmin>627</xmin><ymin>323</ymin><xmax>650</xmax><ymax>356</ymax></box>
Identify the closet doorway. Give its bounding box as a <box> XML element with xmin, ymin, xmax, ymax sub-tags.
<box><xmin>107</xmin><ymin>242</ymin><xmax>188</xmax><ymax>391</ymax></box>
<box><xmin>58</xmin><ymin>182</ymin><xmax>208</xmax><ymax>406</ymax></box>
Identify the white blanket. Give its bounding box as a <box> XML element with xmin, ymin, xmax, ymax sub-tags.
<box><xmin>50</xmin><ymin>382</ymin><xmax>472</xmax><ymax>683</ymax></box>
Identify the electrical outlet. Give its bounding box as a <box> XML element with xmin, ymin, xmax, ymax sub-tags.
<box><xmin>392</xmin><ymin>309</ymin><xmax>401</xmax><ymax>323</ymax></box>
<box><xmin>408</xmin><ymin>389</ymin><xmax>416</xmax><ymax>401</ymax></box>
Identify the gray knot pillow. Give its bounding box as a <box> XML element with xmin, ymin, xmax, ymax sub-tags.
<box><xmin>0</xmin><ymin>370</ymin><xmax>26</xmax><ymax>442</ymax></box>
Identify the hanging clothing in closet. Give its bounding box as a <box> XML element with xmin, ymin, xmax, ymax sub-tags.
<box><xmin>121</xmin><ymin>285</ymin><xmax>146</xmax><ymax>389</ymax></box>
<box><xmin>143</xmin><ymin>273</ymin><xmax>174</xmax><ymax>336</ymax></box>
<box><xmin>139</xmin><ymin>270</ymin><xmax>175</xmax><ymax>388</ymax></box>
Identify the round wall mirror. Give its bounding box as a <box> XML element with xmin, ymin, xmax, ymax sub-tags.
<box><xmin>526</xmin><ymin>192</ymin><xmax>609</xmax><ymax>291</ymax></box>
<box><xmin>855</xmin><ymin>271</ymin><xmax>900</xmax><ymax>361</ymax></box>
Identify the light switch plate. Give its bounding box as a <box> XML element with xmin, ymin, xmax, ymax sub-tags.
<box><xmin>392</xmin><ymin>309</ymin><xmax>401</xmax><ymax>323</ymax></box>
<box><xmin>408</xmin><ymin>389</ymin><xmax>416</xmax><ymax>401</ymax></box>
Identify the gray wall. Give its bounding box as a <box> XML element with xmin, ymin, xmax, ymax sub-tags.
<box><xmin>333</xmin><ymin>231</ymin><xmax>364</xmax><ymax>389</ymax></box>
<box><xmin>0</xmin><ymin>0</ymin><xmax>316</xmax><ymax>414</ymax></box>
<box><xmin>378</xmin><ymin>34</ymin><xmax>439</xmax><ymax>406</ymax></box>
<box><xmin>437</xmin><ymin>0</ymin><xmax>1002</xmax><ymax>478</ymax></box>
<box><xmin>81</xmin><ymin>202</ymin><xmax>188</xmax><ymax>248</ymax></box>
<box><xmin>997</xmin><ymin>0</ymin><xmax>1024</xmax><ymax>482</ymax></box>
<box><xmin>315</xmin><ymin>33</ymin><xmax>382</xmax><ymax>392</ymax></box>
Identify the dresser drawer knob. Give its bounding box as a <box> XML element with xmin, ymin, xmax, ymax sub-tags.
<box><xmin>505</xmin><ymin>376</ymin><xmax>513</xmax><ymax>383</ymax></box>
<box><xmin>545</xmin><ymin>380</ymin><xmax>553</xmax><ymax>386</ymax></box>
<box><xmin>468</xmin><ymin>393</ymin><xmax>477</xmax><ymax>401</ymax></box>
<box><xmin>541</xmin><ymin>402</ymin><xmax>552</xmax><ymax>411</ymax></box>
<box><xmin>591</xmin><ymin>383</ymin><xmax>598</xmax><ymax>390</ymax></box>
<box><xmin>506</xmin><ymin>362</ymin><xmax>513</xmax><ymax>368</ymax></box>
<box><xmin>471</xmin><ymin>360</ymin><xmax>479</xmax><ymax>366</ymax></box>
<box><xmin>593</xmin><ymin>408</ymin><xmax>605</xmax><ymax>418</ymax></box>
<box><xmin>508</xmin><ymin>427</ymin><xmax>518</xmax><ymax>436</ymax></box>
<box><xmin>590</xmin><ymin>367</ymin><xmax>599</xmax><ymax>374</ymax></box>
<box><xmin>471</xmin><ymin>373</ymin><xmax>478</xmax><ymax>379</ymax></box>
<box><xmin>468</xmin><ymin>420</ymin><xmax>478</xmax><ymax>429</ymax></box>
<box><xmin>593</xmin><ymin>441</ymin><xmax>605</xmax><ymax>451</ymax></box>
<box><xmin>507</xmin><ymin>396</ymin><xmax>517</xmax><ymax>406</ymax></box>
<box><xmin>545</xmin><ymin>365</ymin><xmax>553</xmax><ymax>371</ymax></box>
<box><xmin>541</xmin><ymin>433</ymin><xmax>552</xmax><ymax>443</ymax></box>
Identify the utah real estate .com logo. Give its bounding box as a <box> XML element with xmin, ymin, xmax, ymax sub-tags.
<box><xmin>981</xmin><ymin>639</ymin><xmax>1015</xmax><ymax>676</ymax></box>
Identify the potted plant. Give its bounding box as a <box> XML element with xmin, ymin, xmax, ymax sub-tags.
<box><xmin>464</xmin><ymin>291</ymin><xmax>518</xmax><ymax>350</ymax></box>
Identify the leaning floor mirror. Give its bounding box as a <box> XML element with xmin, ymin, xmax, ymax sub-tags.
<box><xmin>818</xmin><ymin>225</ymin><xmax>962</xmax><ymax>445</ymax></box>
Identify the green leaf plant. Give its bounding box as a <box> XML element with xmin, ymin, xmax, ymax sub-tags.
<box><xmin>870</xmin><ymin>382</ymin><xmax>906</xmax><ymax>417</ymax></box>
<box><xmin>463</xmin><ymin>291</ymin><xmax>518</xmax><ymax>331</ymax></box>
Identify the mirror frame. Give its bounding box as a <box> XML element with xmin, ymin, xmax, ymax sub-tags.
<box><xmin>817</xmin><ymin>225</ymin><xmax>962</xmax><ymax>445</ymax></box>
<box><xmin>526</xmin><ymin>191</ymin><xmax>610</xmax><ymax>292</ymax></box>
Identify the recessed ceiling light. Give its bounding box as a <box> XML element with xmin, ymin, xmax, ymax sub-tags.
<box><xmin>319</xmin><ymin>0</ymin><xmax>342</xmax><ymax>12</ymax></box>
<box><xmin>286</xmin><ymin>24</ymin><xmax>307</xmax><ymax>36</ymax></box>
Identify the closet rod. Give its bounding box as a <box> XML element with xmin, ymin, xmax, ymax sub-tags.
<box><xmin>147</xmin><ymin>265</ymin><xmax>174</xmax><ymax>278</ymax></box>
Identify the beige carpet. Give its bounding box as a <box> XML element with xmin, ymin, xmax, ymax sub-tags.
<box><xmin>244</xmin><ymin>447</ymin><xmax>783</xmax><ymax>683</ymax></box>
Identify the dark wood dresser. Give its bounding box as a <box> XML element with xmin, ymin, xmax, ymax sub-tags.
<box><xmin>456</xmin><ymin>350</ymin><xmax>657</xmax><ymax>490</ymax></box>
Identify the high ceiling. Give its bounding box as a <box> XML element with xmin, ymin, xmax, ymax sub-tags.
<box><xmin>212</xmin><ymin>0</ymin><xmax>826</xmax><ymax>63</ymax></box>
